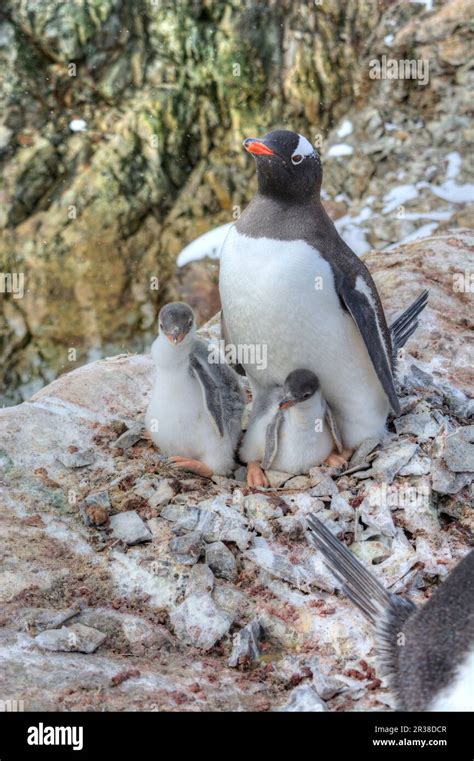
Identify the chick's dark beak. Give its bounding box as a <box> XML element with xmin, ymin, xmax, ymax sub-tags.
<box><xmin>243</xmin><ymin>137</ymin><xmax>275</xmax><ymax>156</ymax></box>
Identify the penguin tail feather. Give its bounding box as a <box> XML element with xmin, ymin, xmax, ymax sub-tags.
<box><xmin>306</xmin><ymin>514</ymin><xmax>390</xmax><ymax>625</ymax></box>
<box><xmin>389</xmin><ymin>290</ymin><xmax>429</xmax><ymax>364</ymax></box>
<box><xmin>306</xmin><ymin>514</ymin><xmax>416</xmax><ymax>679</ymax></box>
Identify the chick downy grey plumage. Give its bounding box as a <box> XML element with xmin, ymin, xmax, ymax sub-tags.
<box><xmin>146</xmin><ymin>302</ymin><xmax>244</xmax><ymax>477</ymax></box>
<box><xmin>240</xmin><ymin>369</ymin><xmax>344</xmax><ymax>487</ymax></box>
<box><xmin>307</xmin><ymin>515</ymin><xmax>474</xmax><ymax>711</ymax></box>
<box><xmin>219</xmin><ymin>129</ymin><xmax>429</xmax><ymax>453</ymax></box>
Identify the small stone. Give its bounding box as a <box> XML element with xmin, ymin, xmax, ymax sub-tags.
<box><xmin>161</xmin><ymin>504</ymin><xmax>200</xmax><ymax>529</ymax></box>
<box><xmin>444</xmin><ymin>426</ymin><xmax>474</xmax><ymax>472</ymax></box>
<box><xmin>330</xmin><ymin>491</ymin><xmax>353</xmax><ymax>519</ymax></box>
<box><xmin>18</xmin><ymin>606</ymin><xmax>81</xmax><ymax>632</ymax></box>
<box><xmin>109</xmin><ymin>511</ymin><xmax>152</xmax><ymax>545</ymax></box>
<box><xmin>351</xmin><ymin>541</ymin><xmax>390</xmax><ymax>564</ymax></box>
<box><xmin>309</xmin><ymin>468</ymin><xmax>337</xmax><ymax>496</ymax></box>
<box><xmin>169</xmin><ymin>593</ymin><xmax>233</xmax><ymax>650</ymax></box>
<box><xmin>121</xmin><ymin>618</ymin><xmax>172</xmax><ymax>655</ymax></box>
<box><xmin>212</xmin><ymin>585</ymin><xmax>250</xmax><ymax>616</ymax></box>
<box><xmin>112</xmin><ymin>422</ymin><xmax>145</xmax><ymax>449</ymax></box>
<box><xmin>399</xmin><ymin>455</ymin><xmax>431</xmax><ymax>476</ymax></box>
<box><xmin>243</xmin><ymin>493</ymin><xmax>282</xmax><ymax>522</ymax></box>
<box><xmin>58</xmin><ymin>448</ymin><xmax>96</xmax><ymax>468</ymax></box>
<box><xmin>280</xmin><ymin>684</ymin><xmax>327</xmax><ymax>712</ymax></box>
<box><xmin>284</xmin><ymin>475</ymin><xmax>311</xmax><ymax>490</ymax></box>
<box><xmin>228</xmin><ymin>619</ymin><xmax>262</xmax><ymax>668</ymax></box>
<box><xmin>394</xmin><ymin>411</ymin><xmax>440</xmax><ymax>441</ymax></box>
<box><xmin>205</xmin><ymin>541</ymin><xmax>237</xmax><ymax>581</ymax></box>
<box><xmin>135</xmin><ymin>478</ymin><xmax>175</xmax><ymax>508</ymax></box>
<box><xmin>309</xmin><ymin>657</ymin><xmax>344</xmax><ymax>700</ymax></box>
<box><xmin>169</xmin><ymin>531</ymin><xmax>204</xmax><ymax>565</ymax></box>
<box><xmin>245</xmin><ymin>543</ymin><xmax>314</xmax><ymax>592</ymax></box>
<box><xmin>431</xmin><ymin>460</ymin><xmax>472</xmax><ymax>494</ymax></box>
<box><xmin>265</xmin><ymin>470</ymin><xmax>293</xmax><ymax>488</ymax></box>
<box><xmin>85</xmin><ymin>490</ymin><xmax>111</xmax><ymax>509</ymax></box>
<box><xmin>35</xmin><ymin>623</ymin><xmax>106</xmax><ymax>653</ymax></box>
<box><xmin>349</xmin><ymin>437</ymin><xmax>381</xmax><ymax>466</ymax></box>
<box><xmin>185</xmin><ymin>563</ymin><xmax>215</xmax><ymax>597</ymax></box>
<box><xmin>354</xmin><ymin>441</ymin><xmax>418</xmax><ymax>483</ymax></box>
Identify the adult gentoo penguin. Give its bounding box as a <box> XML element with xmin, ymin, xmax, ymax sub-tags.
<box><xmin>240</xmin><ymin>368</ymin><xmax>345</xmax><ymax>486</ymax></box>
<box><xmin>145</xmin><ymin>302</ymin><xmax>244</xmax><ymax>477</ymax></box>
<box><xmin>307</xmin><ymin>515</ymin><xmax>474</xmax><ymax>711</ymax></box>
<box><xmin>219</xmin><ymin>129</ymin><xmax>428</xmax><ymax>450</ymax></box>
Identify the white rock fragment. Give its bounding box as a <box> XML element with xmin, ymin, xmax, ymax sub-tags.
<box><xmin>58</xmin><ymin>448</ymin><xmax>96</xmax><ymax>468</ymax></box>
<box><xmin>309</xmin><ymin>657</ymin><xmax>344</xmax><ymax>700</ymax></box>
<box><xmin>281</xmin><ymin>684</ymin><xmax>327</xmax><ymax>712</ymax></box>
<box><xmin>354</xmin><ymin>441</ymin><xmax>418</xmax><ymax>483</ymax></box>
<box><xmin>228</xmin><ymin>619</ymin><xmax>262</xmax><ymax>668</ymax></box>
<box><xmin>394</xmin><ymin>411</ymin><xmax>440</xmax><ymax>441</ymax></box>
<box><xmin>109</xmin><ymin>511</ymin><xmax>152</xmax><ymax>545</ymax></box>
<box><xmin>309</xmin><ymin>468</ymin><xmax>337</xmax><ymax>495</ymax></box>
<box><xmin>444</xmin><ymin>426</ymin><xmax>474</xmax><ymax>472</ymax></box>
<box><xmin>35</xmin><ymin>623</ymin><xmax>106</xmax><ymax>653</ymax></box>
<box><xmin>265</xmin><ymin>470</ymin><xmax>293</xmax><ymax>488</ymax></box>
<box><xmin>169</xmin><ymin>593</ymin><xmax>233</xmax><ymax>650</ymax></box>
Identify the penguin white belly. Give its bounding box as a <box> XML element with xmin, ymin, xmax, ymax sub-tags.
<box><xmin>428</xmin><ymin>648</ymin><xmax>474</xmax><ymax>712</ymax></box>
<box><xmin>271</xmin><ymin>409</ymin><xmax>334</xmax><ymax>474</ymax></box>
<box><xmin>220</xmin><ymin>228</ymin><xmax>389</xmax><ymax>447</ymax></box>
<box><xmin>146</xmin><ymin>367</ymin><xmax>215</xmax><ymax>460</ymax></box>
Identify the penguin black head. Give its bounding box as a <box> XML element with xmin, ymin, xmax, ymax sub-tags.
<box><xmin>279</xmin><ymin>368</ymin><xmax>320</xmax><ymax>409</ymax></box>
<box><xmin>159</xmin><ymin>302</ymin><xmax>195</xmax><ymax>345</ymax></box>
<box><xmin>243</xmin><ymin>130</ymin><xmax>322</xmax><ymax>200</ymax></box>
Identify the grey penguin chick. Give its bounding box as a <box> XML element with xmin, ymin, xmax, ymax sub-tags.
<box><xmin>307</xmin><ymin>515</ymin><xmax>474</xmax><ymax>711</ymax></box>
<box><xmin>240</xmin><ymin>369</ymin><xmax>346</xmax><ymax>487</ymax></box>
<box><xmin>145</xmin><ymin>302</ymin><xmax>244</xmax><ymax>477</ymax></box>
<box><xmin>219</xmin><ymin>129</ymin><xmax>429</xmax><ymax>452</ymax></box>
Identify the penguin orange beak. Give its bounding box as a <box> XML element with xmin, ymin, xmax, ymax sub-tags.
<box><xmin>243</xmin><ymin>138</ymin><xmax>275</xmax><ymax>156</ymax></box>
<box><xmin>167</xmin><ymin>333</ymin><xmax>185</xmax><ymax>344</ymax></box>
<box><xmin>279</xmin><ymin>397</ymin><xmax>297</xmax><ymax>410</ymax></box>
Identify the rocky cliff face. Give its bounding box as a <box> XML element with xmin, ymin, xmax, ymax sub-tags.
<box><xmin>1</xmin><ymin>232</ymin><xmax>472</xmax><ymax>712</ymax></box>
<box><xmin>0</xmin><ymin>0</ymin><xmax>377</xmax><ymax>404</ymax></box>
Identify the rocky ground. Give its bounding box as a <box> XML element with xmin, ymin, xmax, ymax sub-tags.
<box><xmin>1</xmin><ymin>231</ymin><xmax>472</xmax><ymax>712</ymax></box>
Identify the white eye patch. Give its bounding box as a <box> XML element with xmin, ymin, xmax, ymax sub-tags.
<box><xmin>291</xmin><ymin>134</ymin><xmax>316</xmax><ymax>164</ymax></box>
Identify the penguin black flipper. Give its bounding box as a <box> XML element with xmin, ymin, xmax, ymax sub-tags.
<box><xmin>190</xmin><ymin>339</ymin><xmax>245</xmax><ymax>438</ymax></box>
<box><xmin>337</xmin><ymin>273</ymin><xmax>401</xmax><ymax>415</ymax></box>
<box><xmin>262</xmin><ymin>410</ymin><xmax>284</xmax><ymax>470</ymax></box>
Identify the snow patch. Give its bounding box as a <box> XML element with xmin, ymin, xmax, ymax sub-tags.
<box><xmin>177</xmin><ymin>223</ymin><xmax>233</xmax><ymax>267</ymax></box>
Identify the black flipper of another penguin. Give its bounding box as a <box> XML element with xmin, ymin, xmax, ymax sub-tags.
<box><xmin>190</xmin><ymin>353</ymin><xmax>225</xmax><ymax>437</ymax></box>
<box><xmin>390</xmin><ymin>290</ymin><xmax>429</xmax><ymax>367</ymax></box>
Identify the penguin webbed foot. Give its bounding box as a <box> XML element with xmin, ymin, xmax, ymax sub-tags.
<box><xmin>323</xmin><ymin>448</ymin><xmax>353</xmax><ymax>468</ymax></box>
<box><xmin>246</xmin><ymin>461</ymin><xmax>269</xmax><ymax>488</ymax></box>
<box><xmin>168</xmin><ymin>455</ymin><xmax>213</xmax><ymax>478</ymax></box>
